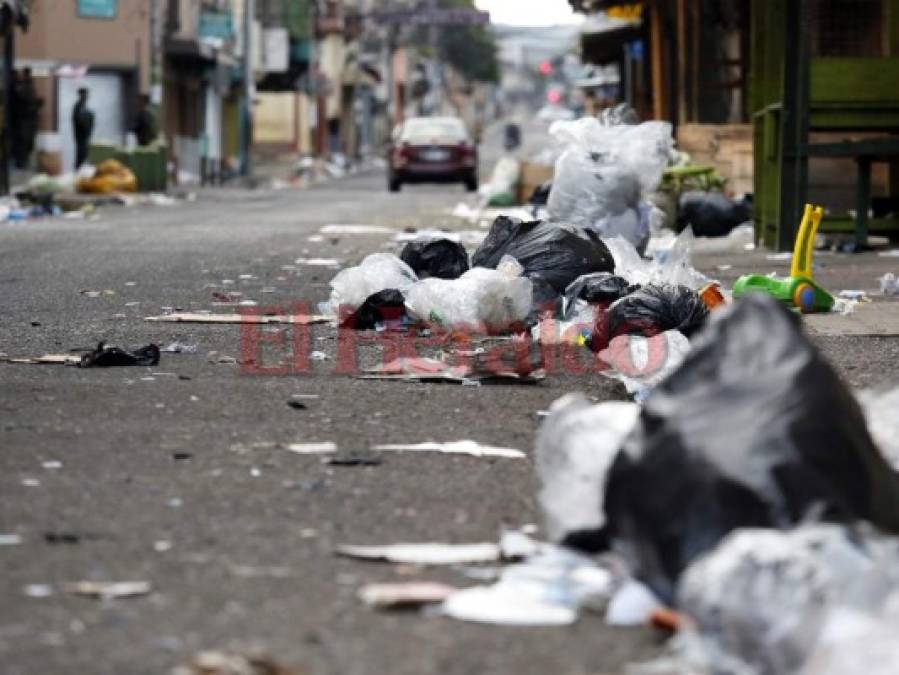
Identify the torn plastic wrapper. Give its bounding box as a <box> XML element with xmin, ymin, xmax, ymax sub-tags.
<box><xmin>329</xmin><ymin>253</ymin><xmax>417</xmax><ymax>311</ymax></box>
<box><xmin>360</xmin><ymin>355</ymin><xmax>544</xmax><ymax>384</ymax></box>
<box><xmin>599</xmin><ymin>330</ymin><xmax>691</xmax><ymax>401</ymax></box>
<box><xmin>359</xmin><ymin>582</ymin><xmax>457</xmax><ymax>609</ymax></box>
<box><xmin>79</xmin><ymin>342</ymin><xmax>160</xmax><ymax>368</ymax></box>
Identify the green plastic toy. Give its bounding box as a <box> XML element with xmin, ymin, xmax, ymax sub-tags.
<box><xmin>733</xmin><ymin>204</ymin><xmax>835</xmax><ymax>313</ymax></box>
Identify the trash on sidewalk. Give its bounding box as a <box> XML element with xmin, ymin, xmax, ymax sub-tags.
<box><xmin>441</xmin><ymin>544</ymin><xmax>614</xmax><ymax>626</ymax></box>
<box><xmin>733</xmin><ymin>204</ymin><xmax>835</xmax><ymax>313</ymax></box>
<box><xmin>400</xmin><ymin>239</ymin><xmax>470</xmax><ymax>280</ymax></box>
<box><xmin>673</xmin><ymin>524</ymin><xmax>899</xmax><ymax>675</ymax></box>
<box><xmin>284</xmin><ymin>442</ymin><xmax>338</xmax><ymax>455</ymax></box>
<box><xmin>604</xmin><ymin>228</ymin><xmax>709</xmax><ymax>290</ymax></box>
<box><xmin>547</xmin><ymin>117</ymin><xmax>673</xmax><ymax>252</ymax></box>
<box><xmin>598</xmin><ymin>330</ymin><xmax>691</xmax><ymax>401</ymax></box>
<box><xmin>536</xmin><ymin>394</ymin><xmax>640</xmax><ymax>542</ymax></box>
<box><xmin>404</xmin><ymin>255</ymin><xmax>532</xmax><ymax>332</ymax></box>
<box><xmin>79</xmin><ymin>342</ymin><xmax>160</xmax><ymax>368</ymax></box>
<box><xmin>329</xmin><ymin>253</ymin><xmax>417</xmax><ymax>311</ymax></box>
<box><xmin>64</xmin><ymin>580</ymin><xmax>152</xmax><ymax>599</ymax></box>
<box><xmin>80</xmin><ymin>289</ymin><xmax>116</xmax><ymax>297</ymax></box>
<box><xmin>171</xmin><ymin>650</ymin><xmax>305</xmax><ymax>675</ymax></box>
<box><xmin>601</xmin><ymin>294</ymin><xmax>899</xmax><ymax>603</ymax></box>
<box><xmin>337</xmin><ymin>542</ymin><xmax>504</xmax><ymax>566</ymax></box>
<box><xmin>319</xmin><ymin>224</ymin><xmax>394</xmax><ymax>236</ymax></box>
<box><xmin>605</xmin><ymin>578</ymin><xmax>663</xmax><ymax>627</ymax></box>
<box><xmin>472</xmin><ymin>216</ymin><xmax>615</xmax><ymax>295</ymax></box>
<box><xmin>360</xmin><ymin>356</ymin><xmax>544</xmax><ymax>384</ymax></box>
<box><xmin>359</xmin><ymin>582</ymin><xmax>457</xmax><ymax>609</ymax></box>
<box><xmin>145</xmin><ymin>312</ymin><xmax>331</xmax><ymax>325</ymax></box>
<box><xmin>372</xmin><ymin>440</ymin><xmax>526</xmax><ymax>459</ymax></box>
<box><xmin>340</xmin><ymin>288</ymin><xmax>407</xmax><ymax>330</ymax></box>
<box><xmin>161</xmin><ymin>342</ymin><xmax>198</xmax><ymax>354</ymax></box>
<box><xmin>676</xmin><ymin>190</ymin><xmax>752</xmax><ymax>238</ymax></box>
<box><xmin>606</xmin><ymin>285</ymin><xmax>709</xmax><ymax>342</ymax></box>
<box><xmin>76</xmin><ymin>159</ymin><xmax>137</xmax><ymax>194</ymax></box>
<box><xmin>879</xmin><ymin>272</ymin><xmax>899</xmax><ymax>296</ymax></box>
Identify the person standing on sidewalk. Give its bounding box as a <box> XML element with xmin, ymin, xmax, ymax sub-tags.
<box><xmin>12</xmin><ymin>68</ymin><xmax>42</xmax><ymax>169</ymax></box>
<box><xmin>131</xmin><ymin>94</ymin><xmax>157</xmax><ymax>147</ymax></box>
<box><xmin>72</xmin><ymin>87</ymin><xmax>94</xmax><ymax>168</ymax></box>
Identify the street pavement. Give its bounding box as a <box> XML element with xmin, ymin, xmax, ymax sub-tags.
<box><xmin>2</xmin><ymin>167</ymin><xmax>899</xmax><ymax>675</ymax></box>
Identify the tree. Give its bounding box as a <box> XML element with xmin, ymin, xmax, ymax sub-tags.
<box><xmin>436</xmin><ymin>0</ymin><xmax>500</xmax><ymax>84</ymax></box>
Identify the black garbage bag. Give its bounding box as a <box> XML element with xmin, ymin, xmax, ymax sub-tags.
<box><xmin>600</xmin><ymin>294</ymin><xmax>899</xmax><ymax>603</ymax></box>
<box><xmin>400</xmin><ymin>239</ymin><xmax>469</xmax><ymax>280</ymax></box>
<box><xmin>528</xmin><ymin>181</ymin><xmax>552</xmax><ymax>206</ymax></box>
<box><xmin>79</xmin><ymin>342</ymin><xmax>160</xmax><ymax>367</ymax></box>
<box><xmin>340</xmin><ymin>289</ymin><xmax>407</xmax><ymax>330</ymax></box>
<box><xmin>606</xmin><ymin>283</ymin><xmax>708</xmax><ymax>340</ymax></box>
<box><xmin>678</xmin><ymin>190</ymin><xmax>752</xmax><ymax>237</ymax></box>
<box><xmin>562</xmin><ymin>272</ymin><xmax>637</xmax><ymax>319</ymax></box>
<box><xmin>472</xmin><ymin>216</ymin><xmax>615</xmax><ymax>294</ymax></box>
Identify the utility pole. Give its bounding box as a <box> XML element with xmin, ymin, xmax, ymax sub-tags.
<box><xmin>427</xmin><ymin>0</ymin><xmax>441</xmax><ymax>114</ymax></box>
<box><xmin>2</xmin><ymin>10</ymin><xmax>15</xmax><ymax>196</ymax></box>
<box><xmin>241</xmin><ymin>0</ymin><xmax>255</xmax><ymax>177</ymax></box>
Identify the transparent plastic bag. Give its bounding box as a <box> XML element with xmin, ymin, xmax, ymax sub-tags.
<box><xmin>603</xmin><ymin>228</ymin><xmax>710</xmax><ymax>290</ymax></box>
<box><xmin>547</xmin><ymin>117</ymin><xmax>673</xmax><ymax>251</ymax></box>
<box><xmin>404</xmin><ymin>255</ymin><xmax>533</xmax><ymax>332</ymax></box>
<box><xmin>329</xmin><ymin>253</ymin><xmax>417</xmax><ymax>311</ymax></box>
<box><xmin>536</xmin><ymin>393</ymin><xmax>640</xmax><ymax>541</ymax></box>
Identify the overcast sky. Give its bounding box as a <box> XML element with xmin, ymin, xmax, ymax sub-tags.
<box><xmin>475</xmin><ymin>0</ymin><xmax>583</xmax><ymax>27</ymax></box>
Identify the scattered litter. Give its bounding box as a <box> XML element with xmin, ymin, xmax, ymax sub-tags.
<box><xmin>286</xmin><ymin>400</ymin><xmax>307</xmax><ymax>410</ymax></box>
<box><xmin>359</xmin><ymin>582</ymin><xmax>456</xmax><ymax>609</ymax></box>
<box><xmin>171</xmin><ymin>650</ymin><xmax>305</xmax><ymax>675</ymax></box>
<box><xmin>677</xmin><ymin>190</ymin><xmax>752</xmax><ymax>238</ymax></box>
<box><xmin>23</xmin><ymin>584</ymin><xmax>53</xmax><ymax>598</ymax></box>
<box><xmin>562</xmin><ymin>272</ymin><xmax>636</xmax><ymax>319</ymax></box>
<box><xmin>42</xmin><ymin>460</ymin><xmax>62</xmax><ymax>469</ymax></box>
<box><xmin>145</xmin><ymin>313</ymin><xmax>331</xmax><ymax>325</ymax></box>
<box><xmin>838</xmin><ymin>289</ymin><xmax>869</xmax><ymax>301</ymax></box>
<box><xmin>328</xmin><ymin>450</ymin><xmax>382</xmax><ymax>466</ymax></box>
<box><xmin>295</xmin><ymin>258</ymin><xmax>341</xmax><ymax>266</ymax></box>
<box><xmin>0</xmin><ymin>534</ymin><xmax>22</xmax><ymax>545</ymax></box>
<box><xmin>766</xmin><ymin>252</ymin><xmax>792</xmax><ymax>262</ymax></box>
<box><xmin>599</xmin><ymin>330</ymin><xmax>690</xmax><ymax>400</ymax></box>
<box><xmin>79</xmin><ymin>289</ymin><xmax>116</xmax><ymax>298</ymax></box>
<box><xmin>284</xmin><ymin>442</ymin><xmax>338</xmax><ymax>455</ymax></box>
<box><xmin>309</xmin><ymin>351</ymin><xmax>328</xmax><ymax>361</ymax></box>
<box><xmin>79</xmin><ymin>342</ymin><xmax>160</xmax><ymax>368</ymax></box>
<box><xmin>605</xmin><ymin>228</ymin><xmax>709</xmax><ymax>290</ymax></box>
<box><xmin>472</xmin><ymin>216</ymin><xmax>614</xmax><ymax>294</ymax></box>
<box><xmin>337</xmin><ymin>542</ymin><xmax>502</xmax><ymax>566</ymax></box>
<box><xmin>372</xmin><ymin>440</ymin><xmax>526</xmax><ymax>459</ymax></box>
<box><xmin>206</xmin><ymin>351</ymin><xmax>239</xmax><ymax>365</ymax></box>
<box><xmin>400</xmin><ymin>239</ymin><xmax>470</xmax><ymax>280</ymax></box>
<box><xmin>64</xmin><ymin>580</ymin><xmax>152</xmax><ymax>599</ymax></box>
<box><xmin>1</xmin><ymin>353</ymin><xmax>81</xmax><ymax>365</ymax></box>
<box><xmin>877</xmin><ymin>249</ymin><xmax>899</xmax><ymax>257</ymax></box>
<box><xmin>22</xmin><ymin>478</ymin><xmax>40</xmax><ymax>487</ymax></box>
<box><xmin>161</xmin><ymin>342</ymin><xmax>198</xmax><ymax>354</ymax></box>
<box><xmin>361</xmin><ymin>356</ymin><xmax>544</xmax><ymax>384</ymax></box>
<box><xmin>880</xmin><ymin>272</ymin><xmax>899</xmax><ymax>296</ymax></box>
<box><xmin>601</xmin><ymin>295</ymin><xmax>899</xmax><ymax>602</ymax></box>
<box><xmin>441</xmin><ymin>545</ymin><xmax>613</xmax><ymax>626</ymax></box>
<box><xmin>604</xmin><ymin>579</ymin><xmax>662</xmax><ymax>626</ymax></box>
<box><xmin>320</xmin><ymin>224</ymin><xmax>394</xmax><ymax>235</ymax></box>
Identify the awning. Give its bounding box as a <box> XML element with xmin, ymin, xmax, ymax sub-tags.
<box><xmin>580</xmin><ymin>15</ymin><xmax>642</xmax><ymax>65</ymax></box>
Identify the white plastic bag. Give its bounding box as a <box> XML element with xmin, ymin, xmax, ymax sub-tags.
<box><xmin>329</xmin><ymin>253</ymin><xmax>417</xmax><ymax>311</ymax></box>
<box><xmin>604</xmin><ymin>228</ymin><xmax>710</xmax><ymax>290</ymax></box>
<box><xmin>536</xmin><ymin>393</ymin><xmax>639</xmax><ymax>541</ymax></box>
<box><xmin>404</xmin><ymin>255</ymin><xmax>532</xmax><ymax>331</ymax></box>
<box><xmin>547</xmin><ymin>117</ymin><xmax>673</xmax><ymax>251</ymax></box>
<box><xmin>599</xmin><ymin>330</ymin><xmax>691</xmax><ymax>402</ymax></box>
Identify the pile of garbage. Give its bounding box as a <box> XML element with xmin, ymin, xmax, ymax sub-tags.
<box><xmin>533</xmin><ymin>293</ymin><xmax>899</xmax><ymax>673</ymax></box>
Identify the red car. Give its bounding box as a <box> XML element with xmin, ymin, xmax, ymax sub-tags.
<box><xmin>387</xmin><ymin>116</ymin><xmax>478</xmax><ymax>193</ymax></box>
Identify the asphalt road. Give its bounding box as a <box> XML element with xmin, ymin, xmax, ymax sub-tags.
<box><xmin>2</xmin><ymin>168</ymin><xmax>899</xmax><ymax>675</ymax></box>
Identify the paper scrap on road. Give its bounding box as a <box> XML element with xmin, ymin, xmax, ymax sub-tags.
<box><xmin>172</xmin><ymin>651</ymin><xmax>305</xmax><ymax>675</ymax></box>
<box><xmin>336</xmin><ymin>542</ymin><xmax>502</xmax><ymax>565</ymax></box>
<box><xmin>145</xmin><ymin>312</ymin><xmax>332</xmax><ymax>325</ymax></box>
<box><xmin>1</xmin><ymin>353</ymin><xmax>81</xmax><ymax>365</ymax></box>
<box><xmin>0</xmin><ymin>534</ymin><xmax>22</xmax><ymax>545</ymax></box>
<box><xmin>295</xmin><ymin>258</ymin><xmax>341</xmax><ymax>266</ymax></box>
<box><xmin>320</xmin><ymin>224</ymin><xmax>394</xmax><ymax>235</ymax></box>
<box><xmin>284</xmin><ymin>442</ymin><xmax>338</xmax><ymax>455</ymax></box>
<box><xmin>372</xmin><ymin>440</ymin><xmax>526</xmax><ymax>459</ymax></box>
<box><xmin>358</xmin><ymin>582</ymin><xmax>457</xmax><ymax>609</ymax></box>
<box><xmin>64</xmin><ymin>580</ymin><xmax>152</xmax><ymax>599</ymax></box>
<box><xmin>360</xmin><ymin>357</ymin><xmax>544</xmax><ymax>384</ymax></box>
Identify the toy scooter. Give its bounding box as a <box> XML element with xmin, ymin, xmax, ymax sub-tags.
<box><xmin>732</xmin><ymin>204</ymin><xmax>835</xmax><ymax>313</ymax></box>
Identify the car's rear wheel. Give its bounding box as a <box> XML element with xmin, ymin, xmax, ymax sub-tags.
<box><xmin>464</xmin><ymin>174</ymin><xmax>478</xmax><ymax>192</ymax></box>
<box><xmin>388</xmin><ymin>177</ymin><xmax>402</xmax><ymax>192</ymax></box>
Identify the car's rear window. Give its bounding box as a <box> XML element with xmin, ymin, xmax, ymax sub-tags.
<box><xmin>401</xmin><ymin>119</ymin><xmax>468</xmax><ymax>142</ymax></box>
